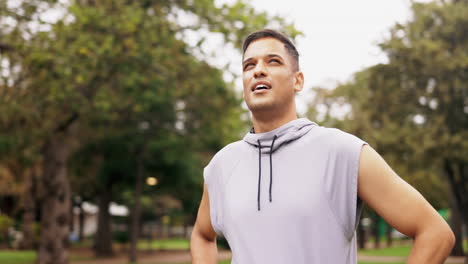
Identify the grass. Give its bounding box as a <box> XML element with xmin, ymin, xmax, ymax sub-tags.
<box><xmin>0</xmin><ymin>250</ymin><xmax>406</xmax><ymax>264</ymax></box>
<box><xmin>0</xmin><ymin>239</ymin><xmax>189</xmax><ymax>264</ymax></box>
<box><xmin>212</xmin><ymin>261</ymin><xmax>405</xmax><ymax>264</ymax></box>
<box><xmin>359</xmin><ymin>245</ymin><xmax>411</xmax><ymax>257</ymax></box>
<box><xmin>0</xmin><ymin>250</ymin><xmax>35</xmax><ymax>264</ymax></box>
<box><xmin>137</xmin><ymin>238</ymin><xmax>190</xmax><ymax>250</ymax></box>
<box><xmin>1</xmin><ymin>239</ymin><xmax>466</xmax><ymax>264</ymax></box>
<box><xmin>217</xmin><ymin>260</ymin><xmax>406</xmax><ymax>264</ymax></box>
<box><xmin>358</xmin><ymin>263</ymin><xmax>404</xmax><ymax>264</ymax></box>
<box><xmin>0</xmin><ymin>250</ymin><xmax>94</xmax><ymax>264</ymax></box>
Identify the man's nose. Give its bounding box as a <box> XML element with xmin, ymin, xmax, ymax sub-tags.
<box><xmin>253</xmin><ymin>61</ymin><xmax>267</xmax><ymax>78</ymax></box>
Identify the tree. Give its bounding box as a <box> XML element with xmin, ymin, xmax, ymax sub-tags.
<box><xmin>2</xmin><ymin>1</ymin><xmax>301</xmax><ymax>263</ymax></box>
<box><xmin>308</xmin><ymin>0</ymin><xmax>467</xmax><ymax>258</ymax></box>
<box><xmin>379</xmin><ymin>2</ymin><xmax>468</xmax><ymax>258</ymax></box>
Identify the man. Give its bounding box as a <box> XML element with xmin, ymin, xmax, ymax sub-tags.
<box><xmin>190</xmin><ymin>29</ymin><xmax>454</xmax><ymax>263</ymax></box>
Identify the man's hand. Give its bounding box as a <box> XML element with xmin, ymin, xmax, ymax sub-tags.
<box><xmin>190</xmin><ymin>184</ymin><xmax>218</xmax><ymax>263</ymax></box>
<box><xmin>358</xmin><ymin>145</ymin><xmax>455</xmax><ymax>264</ymax></box>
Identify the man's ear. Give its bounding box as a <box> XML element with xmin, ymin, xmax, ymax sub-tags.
<box><xmin>293</xmin><ymin>71</ymin><xmax>304</xmax><ymax>92</ymax></box>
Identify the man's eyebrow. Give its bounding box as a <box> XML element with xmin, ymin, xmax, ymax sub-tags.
<box><xmin>242</xmin><ymin>57</ymin><xmax>255</xmax><ymax>65</ymax></box>
<box><xmin>267</xmin><ymin>54</ymin><xmax>283</xmax><ymax>60</ymax></box>
<box><xmin>242</xmin><ymin>54</ymin><xmax>283</xmax><ymax>65</ymax></box>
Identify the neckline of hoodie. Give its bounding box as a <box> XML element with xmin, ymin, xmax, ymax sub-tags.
<box><xmin>248</xmin><ymin>118</ymin><xmax>314</xmax><ymax>139</ymax></box>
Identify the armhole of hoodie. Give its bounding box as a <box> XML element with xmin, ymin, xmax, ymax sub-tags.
<box><xmin>202</xmin><ymin>141</ymin><xmax>245</xmax><ymax>237</ymax></box>
<box><xmin>348</xmin><ymin>138</ymin><xmax>367</xmax><ymax>240</ymax></box>
<box><xmin>203</xmin><ymin>164</ymin><xmax>223</xmax><ymax>236</ymax></box>
<box><xmin>324</xmin><ymin>129</ymin><xmax>368</xmax><ymax>241</ymax></box>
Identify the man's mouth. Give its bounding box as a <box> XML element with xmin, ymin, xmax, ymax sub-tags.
<box><xmin>251</xmin><ymin>82</ymin><xmax>272</xmax><ymax>92</ymax></box>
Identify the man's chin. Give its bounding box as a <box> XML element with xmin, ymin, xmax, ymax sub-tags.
<box><xmin>246</xmin><ymin>101</ymin><xmax>277</xmax><ymax>113</ymax></box>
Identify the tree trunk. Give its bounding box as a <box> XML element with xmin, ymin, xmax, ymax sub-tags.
<box><xmin>147</xmin><ymin>222</ymin><xmax>153</xmax><ymax>253</ymax></box>
<box><xmin>93</xmin><ymin>187</ymin><xmax>113</xmax><ymax>256</ymax></box>
<box><xmin>372</xmin><ymin>213</ymin><xmax>380</xmax><ymax>249</ymax></box>
<box><xmin>129</xmin><ymin>153</ymin><xmax>144</xmax><ymax>263</ymax></box>
<box><xmin>444</xmin><ymin>160</ymin><xmax>468</xmax><ymax>263</ymax></box>
<box><xmin>183</xmin><ymin>217</ymin><xmax>190</xmax><ymax>239</ymax></box>
<box><xmin>36</xmin><ymin>137</ymin><xmax>73</xmax><ymax>264</ymax></box>
<box><xmin>78</xmin><ymin>203</ymin><xmax>85</xmax><ymax>242</ymax></box>
<box><xmin>69</xmin><ymin>201</ymin><xmax>74</xmax><ymax>236</ymax></box>
<box><xmin>20</xmin><ymin>167</ymin><xmax>36</xmax><ymax>250</ymax></box>
<box><xmin>450</xmin><ymin>191</ymin><xmax>465</xmax><ymax>256</ymax></box>
<box><xmin>357</xmin><ymin>220</ymin><xmax>366</xmax><ymax>249</ymax></box>
<box><xmin>386</xmin><ymin>224</ymin><xmax>393</xmax><ymax>247</ymax></box>
<box><xmin>445</xmin><ymin>161</ymin><xmax>468</xmax><ymax>225</ymax></box>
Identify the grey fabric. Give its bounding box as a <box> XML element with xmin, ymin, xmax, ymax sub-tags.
<box><xmin>203</xmin><ymin>118</ymin><xmax>367</xmax><ymax>263</ymax></box>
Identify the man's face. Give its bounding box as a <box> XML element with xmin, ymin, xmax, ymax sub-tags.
<box><xmin>242</xmin><ymin>37</ymin><xmax>302</xmax><ymax>114</ymax></box>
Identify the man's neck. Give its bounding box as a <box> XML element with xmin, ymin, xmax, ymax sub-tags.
<box><xmin>251</xmin><ymin>108</ymin><xmax>298</xmax><ymax>133</ymax></box>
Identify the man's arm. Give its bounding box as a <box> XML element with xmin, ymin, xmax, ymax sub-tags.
<box><xmin>190</xmin><ymin>184</ymin><xmax>218</xmax><ymax>263</ymax></box>
<box><xmin>358</xmin><ymin>145</ymin><xmax>455</xmax><ymax>264</ymax></box>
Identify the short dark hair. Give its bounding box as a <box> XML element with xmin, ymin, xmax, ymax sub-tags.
<box><xmin>242</xmin><ymin>29</ymin><xmax>300</xmax><ymax>71</ymax></box>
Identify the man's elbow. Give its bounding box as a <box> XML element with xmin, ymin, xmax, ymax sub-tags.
<box><xmin>191</xmin><ymin>223</ymin><xmax>216</xmax><ymax>244</ymax></box>
<box><xmin>190</xmin><ymin>223</ymin><xmax>218</xmax><ymax>263</ymax></box>
<box><xmin>419</xmin><ymin>219</ymin><xmax>455</xmax><ymax>251</ymax></box>
<box><xmin>191</xmin><ymin>224</ymin><xmax>203</xmax><ymax>244</ymax></box>
<box><xmin>441</xmin><ymin>225</ymin><xmax>455</xmax><ymax>250</ymax></box>
<box><xmin>435</xmin><ymin>219</ymin><xmax>455</xmax><ymax>249</ymax></box>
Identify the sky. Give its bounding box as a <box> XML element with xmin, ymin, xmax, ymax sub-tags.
<box><xmin>248</xmin><ymin>0</ymin><xmax>416</xmax><ymax>88</ymax></box>
<box><xmin>206</xmin><ymin>0</ymin><xmax>432</xmax><ymax>114</ymax></box>
<box><xmin>27</xmin><ymin>0</ymin><xmax>426</xmax><ymax>92</ymax></box>
<box><xmin>14</xmin><ymin>0</ymin><xmax>430</xmax><ymax>115</ymax></box>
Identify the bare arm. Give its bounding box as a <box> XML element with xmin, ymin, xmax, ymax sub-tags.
<box><xmin>190</xmin><ymin>184</ymin><xmax>218</xmax><ymax>263</ymax></box>
<box><xmin>358</xmin><ymin>145</ymin><xmax>455</xmax><ymax>264</ymax></box>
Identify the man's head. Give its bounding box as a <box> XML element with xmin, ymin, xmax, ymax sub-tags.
<box><xmin>243</xmin><ymin>29</ymin><xmax>300</xmax><ymax>72</ymax></box>
<box><xmin>242</xmin><ymin>29</ymin><xmax>304</xmax><ymax>115</ymax></box>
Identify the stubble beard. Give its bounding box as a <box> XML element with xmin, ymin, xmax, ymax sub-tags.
<box><xmin>246</xmin><ymin>93</ymin><xmax>294</xmax><ymax>118</ymax></box>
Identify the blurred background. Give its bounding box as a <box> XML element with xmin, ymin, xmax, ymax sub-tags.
<box><xmin>0</xmin><ymin>0</ymin><xmax>467</xmax><ymax>264</ymax></box>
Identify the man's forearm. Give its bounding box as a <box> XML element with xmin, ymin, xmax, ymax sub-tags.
<box><xmin>407</xmin><ymin>227</ymin><xmax>455</xmax><ymax>264</ymax></box>
<box><xmin>190</xmin><ymin>230</ymin><xmax>218</xmax><ymax>264</ymax></box>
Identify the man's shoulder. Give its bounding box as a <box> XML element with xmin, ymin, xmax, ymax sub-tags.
<box><xmin>206</xmin><ymin>140</ymin><xmax>246</xmax><ymax>168</ymax></box>
<box><xmin>308</xmin><ymin>125</ymin><xmax>356</xmax><ymax>141</ymax></box>
<box><xmin>308</xmin><ymin>126</ymin><xmax>366</xmax><ymax>150</ymax></box>
<box><xmin>203</xmin><ymin>140</ymin><xmax>245</xmax><ymax>183</ymax></box>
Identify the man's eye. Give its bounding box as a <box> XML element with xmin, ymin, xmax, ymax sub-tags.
<box><xmin>244</xmin><ymin>63</ymin><xmax>254</xmax><ymax>70</ymax></box>
<box><xmin>270</xmin><ymin>59</ymin><xmax>280</xmax><ymax>64</ymax></box>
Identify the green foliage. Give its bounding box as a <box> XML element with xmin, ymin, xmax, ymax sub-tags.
<box><xmin>217</xmin><ymin>236</ymin><xmax>231</xmax><ymax>250</ymax></box>
<box><xmin>1</xmin><ymin>2</ymin><xmax>300</xmax><ymax>261</ymax></box>
<box><xmin>0</xmin><ymin>214</ymin><xmax>14</xmax><ymax>242</ymax></box>
<box><xmin>308</xmin><ymin>0</ymin><xmax>468</xmax><ymax>210</ymax></box>
<box><xmin>1</xmin><ymin>0</ymin><xmax>300</xmax><ymax>161</ymax></box>
<box><xmin>46</xmin><ymin>0</ymin><xmax>300</xmax><ymax>220</ymax></box>
<box><xmin>112</xmin><ymin>230</ymin><xmax>129</xmax><ymax>244</ymax></box>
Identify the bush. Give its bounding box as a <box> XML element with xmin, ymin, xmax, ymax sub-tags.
<box><xmin>216</xmin><ymin>236</ymin><xmax>230</xmax><ymax>250</ymax></box>
<box><xmin>112</xmin><ymin>230</ymin><xmax>129</xmax><ymax>244</ymax></box>
<box><xmin>0</xmin><ymin>214</ymin><xmax>14</xmax><ymax>245</ymax></box>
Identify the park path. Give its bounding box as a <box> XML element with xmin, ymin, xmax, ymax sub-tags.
<box><xmin>72</xmin><ymin>249</ymin><xmax>466</xmax><ymax>264</ymax></box>
<box><xmin>71</xmin><ymin>249</ymin><xmax>232</xmax><ymax>264</ymax></box>
<box><xmin>358</xmin><ymin>254</ymin><xmax>466</xmax><ymax>263</ymax></box>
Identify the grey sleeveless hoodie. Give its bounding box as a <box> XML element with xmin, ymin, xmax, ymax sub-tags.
<box><xmin>203</xmin><ymin>118</ymin><xmax>367</xmax><ymax>263</ymax></box>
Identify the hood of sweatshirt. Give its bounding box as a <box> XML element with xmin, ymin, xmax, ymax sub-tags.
<box><xmin>243</xmin><ymin>118</ymin><xmax>317</xmax><ymax>153</ymax></box>
<box><xmin>242</xmin><ymin>118</ymin><xmax>317</xmax><ymax>211</ymax></box>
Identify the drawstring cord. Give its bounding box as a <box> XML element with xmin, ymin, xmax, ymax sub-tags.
<box><xmin>269</xmin><ymin>135</ymin><xmax>278</xmax><ymax>202</ymax></box>
<box><xmin>257</xmin><ymin>135</ymin><xmax>278</xmax><ymax>211</ymax></box>
<box><xmin>257</xmin><ymin>139</ymin><xmax>262</xmax><ymax>211</ymax></box>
